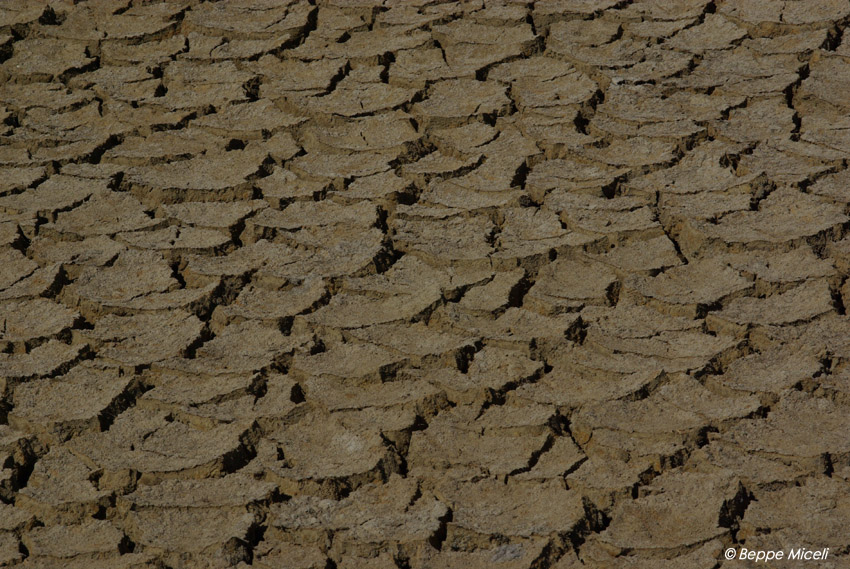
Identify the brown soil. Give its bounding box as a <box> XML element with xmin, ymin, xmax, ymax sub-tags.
<box><xmin>2</xmin><ymin>1</ymin><xmax>850</xmax><ymax>568</ymax></box>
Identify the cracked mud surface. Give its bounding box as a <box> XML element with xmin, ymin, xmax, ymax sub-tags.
<box><xmin>2</xmin><ymin>1</ymin><xmax>850</xmax><ymax>567</ymax></box>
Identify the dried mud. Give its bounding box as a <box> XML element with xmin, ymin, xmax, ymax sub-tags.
<box><xmin>2</xmin><ymin>1</ymin><xmax>850</xmax><ymax>568</ymax></box>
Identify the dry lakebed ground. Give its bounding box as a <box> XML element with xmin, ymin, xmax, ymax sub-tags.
<box><xmin>2</xmin><ymin>0</ymin><xmax>850</xmax><ymax>567</ymax></box>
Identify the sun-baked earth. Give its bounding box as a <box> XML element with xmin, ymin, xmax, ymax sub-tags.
<box><xmin>2</xmin><ymin>0</ymin><xmax>850</xmax><ymax>568</ymax></box>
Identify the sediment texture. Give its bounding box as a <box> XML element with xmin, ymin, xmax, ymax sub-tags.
<box><xmin>1</xmin><ymin>1</ymin><xmax>850</xmax><ymax>567</ymax></box>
